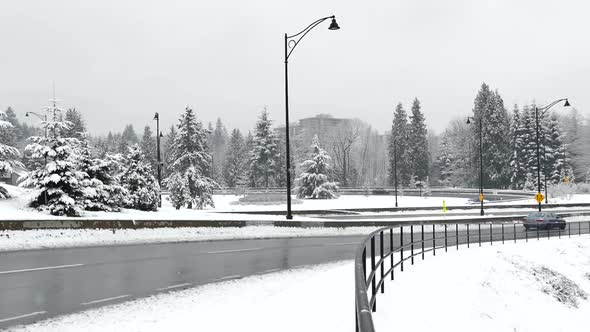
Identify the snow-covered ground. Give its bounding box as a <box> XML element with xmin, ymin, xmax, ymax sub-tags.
<box><xmin>0</xmin><ymin>184</ymin><xmax>473</xmax><ymax>220</ymax></box>
<box><xmin>9</xmin><ymin>236</ymin><xmax>590</xmax><ymax>332</ymax></box>
<box><xmin>373</xmin><ymin>236</ymin><xmax>590</xmax><ymax>332</ymax></box>
<box><xmin>0</xmin><ymin>226</ymin><xmax>378</xmax><ymax>252</ymax></box>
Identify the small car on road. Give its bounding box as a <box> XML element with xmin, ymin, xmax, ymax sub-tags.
<box><xmin>524</xmin><ymin>212</ymin><xmax>566</xmax><ymax>230</ymax></box>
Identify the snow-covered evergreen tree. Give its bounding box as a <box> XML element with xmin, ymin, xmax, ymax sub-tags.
<box><xmin>0</xmin><ymin>107</ymin><xmax>20</xmax><ymax>148</ymax></box>
<box><xmin>0</xmin><ymin>110</ymin><xmax>23</xmax><ymax>198</ymax></box>
<box><xmin>209</xmin><ymin>118</ymin><xmax>228</xmax><ymax>183</ymax></box>
<box><xmin>78</xmin><ymin>137</ymin><xmax>128</xmax><ymax>211</ymax></box>
<box><xmin>388</xmin><ymin>103</ymin><xmax>410</xmax><ymax>186</ymax></box>
<box><xmin>295</xmin><ymin>135</ymin><xmax>339</xmax><ymax>199</ymax></box>
<box><xmin>121</xmin><ymin>144</ymin><xmax>160</xmax><ymax>211</ymax></box>
<box><xmin>222</xmin><ymin>128</ymin><xmax>247</xmax><ymax>188</ymax></box>
<box><xmin>140</xmin><ymin>125</ymin><xmax>157</xmax><ymax>176</ymax></box>
<box><xmin>62</xmin><ymin>108</ymin><xmax>86</xmax><ymax>139</ymax></box>
<box><xmin>408</xmin><ymin>98</ymin><xmax>429</xmax><ymax>181</ymax></box>
<box><xmin>163</xmin><ymin>125</ymin><xmax>177</xmax><ymax>178</ymax></box>
<box><xmin>471</xmin><ymin>83</ymin><xmax>511</xmax><ymax>188</ymax></box>
<box><xmin>249</xmin><ymin>109</ymin><xmax>280</xmax><ymax>188</ymax></box>
<box><xmin>165</xmin><ymin>172</ymin><xmax>189</xmax><ymax>210</ymax></box>
<box><xmin>509</xmin><ymin>105</ymin><xmax>526</xmax><ymax>189</ymax></box>
<box><xmin>20</xmin><ymin>102</ymin><xmax>86</xmax><ymax>216</ymax></box>
<box><xmin>167</xmin><ymin>107</ymin><xmax>217</xmax><ymax>209</ymax></box>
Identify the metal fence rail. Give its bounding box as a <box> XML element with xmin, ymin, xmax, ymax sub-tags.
<box><xmin>354</xmin><ymin>220</ymin><xmax>590</xmax><ymax>332</ymax></box>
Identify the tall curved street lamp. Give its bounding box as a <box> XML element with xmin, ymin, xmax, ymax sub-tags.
<box><xmin>534</xmin><ymin>98</ymin><xmax>570</xmax><ymax>212</ymax></box>
<box><xmin>467</xmin><ymin>116</ymin><xmax>484</xmax><ymax>216</ymax></box>
<box><xmin>284</xmin><ymin>16</ymin><xmax>340</xmax><ymax>220</ymax></box>
<box><xmin>153</xmin><ymin>112</ymin><xmax>163</xmax><ymax>207</ymax></box>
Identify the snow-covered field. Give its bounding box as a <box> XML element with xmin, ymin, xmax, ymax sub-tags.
<box><xmin>373</xmin><ymin>236</ymin><xmax>590</xmax><ymax>332</ymax></box>
<box><xmin>0</xmin><ymin>184</ymin><xmax>474</xmax><ymax>220</ymax></box>
<box><xmin>9</xmin><ymin>236</ymin><xmax>590</xmax><ymax>332</ymax></box>
<box><xmin>0</xmin><ymin>226</ymin><xmax>378</xmax><ymax>252</ymax></box>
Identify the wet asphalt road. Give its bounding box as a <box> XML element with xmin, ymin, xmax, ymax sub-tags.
<box><xmin>0</xmin><ymin>235</ymin><xmax>364</xmax><ymax>328</ymax></box>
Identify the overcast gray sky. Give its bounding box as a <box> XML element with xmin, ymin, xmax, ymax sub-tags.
<box><xmin>0</xmin><ymin>0</ymin><xmax>588</xmax><ymax>136</ymax></box>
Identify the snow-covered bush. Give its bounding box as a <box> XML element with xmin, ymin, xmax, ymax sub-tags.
<box><xmin>165</xmin><ymin>172</ymin><xmax>189</xmax><ymax>210</ymax></box>
<box><xmin>0</xmin><ymin>110</ymin><xmax>22</xmax><ymax>199</ymax></box>
<box><xmin>295</xmin><ymin>135</ymin><xmax>339</xmax><ymax>199</ymax></box>
<box><xmin>121</xmin><ymin>144</ymin><xmax>160</xmax><ymax>211</ymax></box>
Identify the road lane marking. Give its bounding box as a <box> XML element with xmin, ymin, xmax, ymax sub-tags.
<box><xmin>0</xmin><ymin>311</ymin><xmax>47</xmax><ymax>323</ymax></box>
<box><xmin>218</xmin><ymin>275</ymin><xmax>241</xmax><ymax>281</ymax></box>
<box><xmin>258</xmin><ymin>268</ymin><xmax>279</xmax><ymax>275</ymax></box>
<box><xmin>0</xmin><ymin>264</ymin><xmax>84</xmax><ymax>275</ymax></box>
<box><xmin>81</xmin><ymin>295</ymin><xmax>130</xmax><ymax>306</ymax></box>
<box><xmin>156</xmin><ymin>283</ymin><xmax>192</xmax><ymax>291</ymax></box>
<box><xmin>323</xmin><ymin>242</ymin><xmax>357</xmax><ymax>246</ymax></box>
<box><xmin>207</xmin><ymin>248</ymin><xmax>262</xmax><ymax>254</ymax></box>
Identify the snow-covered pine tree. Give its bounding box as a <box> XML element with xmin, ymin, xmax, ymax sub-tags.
<box><xmin>387</xmin><ymin>103</ymin><xmax>410</xmax><ymax>186</ymax></box>
<box><xmin>436</xmin><ymin>134</ymin><xmax>453</xmax><ymax>187</ymax></box>
<box><xmin>168</xmin><ymin>107</ymin><xmax>218</xmax><ymax>209</ymax></box>
<box><xmin>78</xmin><ymin>137</ymin><xmax>128</xmax><ymax>211</ymax></box>
<box><xmin>509</xmin><ymin>104</ymin><xmax>526</xmax><ymax>189</ymax></box>
<box><xmin>0</xmin><ymin>110</ymin><xmax>23</xmax><ymax>198</ymax></box>
<box><xmin>163</xmin><ymin>125</ymin><xmax>177</xmax><ymax>178</ymax></box>
<box><xmin>0</xmin><ymin>107</ymin><xmax>21</xmax><ymax>148</ymax></box>
<box><xmin>249</xmin><ymin>109</ymin><xmax>280</xmax><ymax>188</ymax></box>
<box><xmin>121</xmin><ymin>144</ymin><xmax>160</xmax><ymax>211</ymax></box>
<box><xmin>222</xmin><ymin>128</ymin><xmax>247</xmax><ymax>188</ymax></box>
<box><xmin>210</xmin><ymin>118</ymin><xmax>228</xmax><ymax>183</ymax></box>
<box><xmin>62</xmin><ymin>108</ymin><xmax>86</xmax><ymax>139</ymax></box>
<box><xmin>140</xmin><ymin>125</ymin><xmax>158</xmax><ymax>176</ymax></box>
<box><xmin>471</xmin><ymin>84</ymin><xmax>511</xmax><ymax>188</ymax></box>
<box><xmin>19</xmin><ymin>102</ymin><xmax>86</xmax><ymax>216</ymax></box>
<box><xmin>165</xmin><ymin>172</ymin><xmax>189</xmax><ymax>210</ymax></box>
<box><xmin>118</xmin><ymin>124</ymin><xmax>139</xmax><ymax>154</ymax></box>
<box><xmin>295</xmin><ymin>135</ymin><xmax>338</xmax><ymax>199</ymax></box>
<box><xmin>408</xmin><ymin>98</ymin><xmax>429</xmax><ymax>181</ymax></box>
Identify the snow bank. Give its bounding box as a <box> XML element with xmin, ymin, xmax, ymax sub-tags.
<box><xmin>373</xmin><ymin>236</ymin><xmax>590</xmax><ymax>332</ymax></box>
<box><xmin>0</xmin><ymin>226</ymin><xmax>378</xmax><ymax>252</ymax></box>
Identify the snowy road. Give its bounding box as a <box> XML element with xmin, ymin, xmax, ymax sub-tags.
<box><xmin>1</xmin><ymin>223</ymin><xmax>588</xmax><ymax>329</ymax></box>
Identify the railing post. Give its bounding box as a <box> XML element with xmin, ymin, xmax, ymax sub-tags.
<box><xmin>455</xmin><ymin>224</ymin><xmax>459</xmax><ymax>250</ymax></box>
<box><xmin>514</xmin><ymin>223</ymin><xmax>516</xmax><ymax>243</ymax></box>
<box><xmin>444</xmin><ymin>224</ymin><xmax>447</xmax><ymax>252</ymax></box>
<box><xmin>467</xmin><ymin>223</ymin><xmax>470</xmax><ymax>248</ymax></box>
<box><xmin>568</xmin><ymin>222</ymin><xmax>571</xmax><ymax>238</ymax></box>
<box><xmin>362</xmin><ymin>247</ymin><xmax>366</xmax><ymax>281</ymax></box>
<box><xmin>380</xmin><ymin>231</ymin><xmax>384</xmax><ymax>293</ymax></box>
<box><xmin>371</xmin><ymin>236</ymin><xmax>376</xmax><ymax>312</ymax></box>
<box><xmin>421</xmin><ymin>224</ymin><xmax>424</xmax><ymax>260</ymax></box>
<box><xmin>400</xmin><ymin>226</ymin><xmax>404</xmax><ymax>272</ymax></box>
<box><xmin>490</xmin><ymin>223</ymin><xmax>493</xmax><ymax>246</ymax></box>
<box><xmin>478</xmin><ymin>223</ymin><xmax>481</xmax><ymax>247</ymax></box>
<box><xmin>526</xmin><ymin>225</ymin><xmax>528</xmax><ymax>242</ymax></box>
<box><xmin>537</xmin><ymin>226</ymin><xmax>540</xmax><ymax>241</ymax></box>
<box><xmin>579</xmin><ymin>222</ymin><xmax>581</xmax><ymax>236</ymax></box>
<box><xmin>390</xmin><ymin>228</ymin><xmax>394</xmax><ymax>280</ymax></box>
<box><xmin>558</xmin><ymin>225</ymin><xmax>561</xmax><ymax>239</ymax></box>
<box><xmin>432</xmin><ymin>224</ymin><xmax>436</xmax><ymax>256</ymax></box>
<box><xmin>502</xmin><ymin>224</ymin><xmax>504</xmax><ymax>244</ymax></box>
<box><xmin>410</xmin><ymin>225</ymin><xmax>414</xmax><ymax>265</ymax></box>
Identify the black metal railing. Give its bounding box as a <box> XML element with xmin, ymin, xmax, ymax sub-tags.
<box><xmin>354</xmin><ymin>220</ymin><xmax>590</xmax><ymax>332</ymax></box>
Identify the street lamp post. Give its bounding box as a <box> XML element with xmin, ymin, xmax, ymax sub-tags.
<box><xmin>284</xmin><ymin>15</ymin><xmax>340</xmax><ymax>220</ymax></box>
<box><xmin>467</xmin><ymin>116</ymin><xmax>484</xmax><ymax>216</ymax></box>
<box><xmin>25</xmin><ymin>111</ymin><xmax>48</xmax><ymax>205</ymax></box>
<box><xmin>534</xmin><ymin>98</ymin><xmax>570</xmax><ymax>212</ymax></box>
<box><xmin>153</xmin><ymin>112</ymin><xmax>162</xmax><ymax>207</ymax></box>
<box><xmin>543</xmin><ymin>144</ymin><xmax>548</xmax><ymax>204</ymax></box>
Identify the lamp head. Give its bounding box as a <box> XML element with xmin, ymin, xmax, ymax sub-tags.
<box><xmin>25</xmin><ymin>112</ymin><xmax>30</xmax><ymax>117</ymax></box>
<box><xmin>466</xmin><ymin>117</ymin><xmax>471</xmax><ymax>124</ymax></box>
<box><xmin>160</xmin><ymin>132</ymin><xmax>163</xmax><ymax>138</ymax></box>
<box><xmin>153</xmin><ymin>112</ymin><xmax>159</xmax><ymax>120</ymax></box>
<box><xmin>564</xmin><ymin>99</ymin><xmax>570</xmax><ymax>107</ymax></box>
<box><xmin>328</xmin><ymin>17</ymin><xmax>340</xmax><ymax>30</ymax></box>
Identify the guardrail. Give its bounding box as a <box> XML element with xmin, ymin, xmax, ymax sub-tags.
<box><xmin>354</xmin><ymin>220</ymin><xmax>590</xmax><ymax>332</ymax></box>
